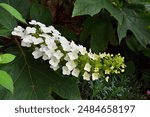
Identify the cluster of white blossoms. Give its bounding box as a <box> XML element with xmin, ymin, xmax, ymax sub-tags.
<box><xmin>12</xmin><ymin>20</ymin><xmax>126</xmax><ymax>81</ymax></box>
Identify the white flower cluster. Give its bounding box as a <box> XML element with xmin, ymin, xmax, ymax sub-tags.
<box><xmin>12</xmin><ymin>20</ymin><xmax>126</xmax><ymax>81</ymax></box>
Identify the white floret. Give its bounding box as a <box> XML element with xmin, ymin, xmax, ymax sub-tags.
<box><xmin>84</xmin><ymin>63</ymin><xmax>91</xmax><ymax>72</ymax></box>
<box><xmin>72</xmin><ymin>68</ymin><xmax>80</xmax><ymax>77</ymax></box>
<box><xmin>32</xmin><ymin>47</ymin><xmax>43</xmax><ymax>59</ymax></box>
<box><xmin>29</xmin><ymin>20</ymin><xmax>37</xmax><ymax>25</ymax></box>
<box><xmin>22</xmin><ymin>35</ymin><xmax>34</xmax><ymax>43</ymax></box>
<box><xmin>70</xmin><ymin>41</ymin><xmax>79</xmax><ymax>53</ymax></box>
<box><xmin>53</xmin><ymin>50</ymin><xmax>64</xmax><ymax>60</ymax></box>
<box><xmin>92</xmin><ymin>73</ymin><xmax>99</xmax><ymax>80</ymax></box>
<box><xmin>21</xmin><ymin>41</ymin><xmax>31</xmax><ymax>47</ymax></box>
<box><xmin>83</xmin><ymin>72</ymin><xmax>91</xmax><ymax>81</ymax></box>
<box><xmin>40</xmin><ymin>26</ymin><xmax>52</xmax><ymax>33</ymax></box>
<box><xmin>66</xmin><ymin>60</ymin><xmax>77</xmax><ymax>71</ymax></box>
<box><xmin>32</xmin><ymin>37</ymin><xmax>44</xmax><ymax>45</ymax></box>
<box><xmin>62</xmin><ymin>66</ymin><xmax>70</xmax><ymax>75</ymax></box>
<box><xmin>68</xmin><ymin>52</ymin><xmax>78</xmax><ymax>60</ymax></box>
<box><xmin>78</xmin><ymin>45</ymin><xmax>87</xmax><ymax>55</ymax></box>
<box><xmin>25</xmin><ymin>27</ymin><xmax>36</xmax><ymax>34</ymax></box>
<box><xmin>49</xmin><ymin>57</ymin><xmax>60</xmax><ymax>67</ymax></box>
<box><xmin>50</xmin><ymin>65</ymin><xmax>60</xmax><ymax>71</ymax></box>
<box><xmin>11</xmin><ymin>26</ymin><xmax>25</xmax><ymax>37</ymax></box>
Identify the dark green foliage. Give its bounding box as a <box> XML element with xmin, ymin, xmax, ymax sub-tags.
<box><xmin>73</xmin><ymin>0</ymin><xmax>150</xmax><ymax>99</ymax></box>
<box><xmin>79</xmin><ymin>75</ymin><xmax>146</xmax><ymax>100</ymax></box>
<box><xmin>0</xmin><ymin>7</ymin><xmax>17</xmax><ymax>36</ymax></box>
<box><xmin>30</xmin><ymin>3</ymin><xmax>52</xmax><ymax>25</ymax></box>
<box><xmin>0</xmin><ymin>0</ymin><xmax>31</xmax><ymax>18</ymax></box>
<box><xmin>0</xmin><ymin>46</ymin><xmax>81</xmax><ymax>99</ymax></box>
<box><xmin>0</xmin><ymin>0</ymin><xmax>150</xmax><ymax>99</ymax></box>
<box><xmin>80</xmin><ymin>14</ymin><xmax>117</xmax><ymax>52</ymax></box>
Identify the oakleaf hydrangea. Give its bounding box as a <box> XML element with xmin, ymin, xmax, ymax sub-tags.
<box><xmin>12</xmin><ymin>20</ymin><xmax>126</xmax><ymax>81</ymax></box>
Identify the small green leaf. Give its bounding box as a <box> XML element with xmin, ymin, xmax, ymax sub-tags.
<box><xmin>0</xmin><ymin>70</ymin><xmax>14</xmax><ymax>93</ymax></box>
<box><xmin>0</xmin><ymin>54</ymin><xmax>16</xmax><ymax>64</ymax></box>
<box><xmin>0</xmin><ymin>3</ymin><xmax>27</xmax><ymax>24</ymax></box>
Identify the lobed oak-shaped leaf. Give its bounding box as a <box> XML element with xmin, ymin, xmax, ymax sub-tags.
<box><xmin>72</xmin><ymin>0</ymin><xmax>123</xmax><ymax>24</ymax></box>
<box><xmin>0</xmin><ymin>46</ymin><xmax>81</xmax><ymax>100</ymax></box>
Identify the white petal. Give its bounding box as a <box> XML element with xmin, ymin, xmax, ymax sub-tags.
<box><xmin>12</xmin><ymin>26</ymin><xmax>25</xmax><ymax>37</ymax></box>
<box><xmin>92</xmin><ymin>73</ymin><xmax>99</xmax><ymax>80</ymax></box>
<box><xmin>40</xmin><ymin>34</ymin><xmax>52</xmax><ymax>41</ymax></box>
<box><xmin>70</xmin><ymin>41</ymin><xmax>79</xmax><ymax>52</ymax></box>
<box><xmin>29</xmin><ymin>20</ymin><xmax>37</xmax><ymax>25</ymax></box>
<box><xmin>52</xmin><ymin>29</ymin><xmax>61</xmax><ymax>37</ymax></box>
<box><xmin>42</xmin><ymin>54</ymin><xmax>50</xmax><ymax>61</ymax></box>
<box><xmin>33</xmin><ymin>37</ymin><xmax>44</xmax><ymax>45</ymax></box>
<box><xmin>84</xmin><ymin>63</ymin><xmax>91</xmax><ymax>72</ymax></box>
<box><xmin>40</xmin><ymin>45</ymin><xmax>49</xmax><ymax>52</ymax></box>
<box><xmin>105</xmin><ymin>76</ymin><xmax>109</xmax><ymax>82</ymax></box>
<box><xmin>62</xmin><ymin>66</ymin><xmax>70</xmax><ymax>75</ymax></box>
<box><xmin>37</xmin><ymin>22</ymin><xmax>46</xmax><ymax>27</ymax></box>
<box><xmin>50</xmin><ymin>65</ymin><xmax>59</xmax><ymax>71</ymax></box>
<box><xmin>79</xmin><ymin>45</ymin><xmax>87</xmax><ymax>55</ymax></box>
<box><xmin>64</xmin><ymin>54</ymin><xmax>70</xmax><ymax>61</ymax></box>
<box><xmin>32</xmin><ymin>48</ymin><xmax>43</xmax><ymax>59</ymax></box>
<box><xmin>72</xmin><ymin>68</ymin><xmax>80</xmax><ymax>77</ymax></box>
<box><xmin>68</xmin><ymin>52</ymin><xmax>78</xmax><ymax>60</ymax></box>
<box><xmin>58</xmin><ymin>37</ymin><xmax>71</xmax><ymax>51</ymax></box>
<box><xmin>53</xmin><ymin>50</ymin><xmax>64</xmax><ymax>60</ymax></box>
<box><xmin>49</xmin><ymin>57</ymin><xmax>60</xmax><ymax>67</ymax></box>
<box><xmin>23</xmin><ymin>35</ymin><xmax>34</xmax><ymax>43</ymax></box>
<box><xmin>45</xmin><ymin>50</ymin><xmax>53</xmax><ymax>58</ymax></box>
<box><xmin>25</xmin><ymin>27</ymin><xmax>36</xmax><ymax>34</ymax></box>
<box><xmin>21</xmin><ymin>41</ymin><xmax>31</xmax><ymax>47</ymax></box>
<box><xmin>66</xmin><ymin>60</ymin><xmax>77</xmax><ymax>71</ymax></box>
<box><xmin>105</xmin><ymin>70</ymin><xmax>110</xmax><ymax>75</ymax></box>
<box><xmin>83</xmin><ymin>72</ymin><xmax>91</xmax><ymax>81</ymax></box>
<box><xmin>40</xmin><ymin>26</ymin><xmax>52</xmax><ymax>33</ymax></box>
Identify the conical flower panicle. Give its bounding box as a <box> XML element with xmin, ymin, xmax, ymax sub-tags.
<box><xmin>12</xmin><ymin>20</ymin><xmax>126</xmax><ymax>81</ymax></box>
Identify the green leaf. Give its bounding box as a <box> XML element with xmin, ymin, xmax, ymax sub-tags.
<box><xmin>0</xmin><ymin>0</ymin><xmax>31</xmax><ymax>19</ymax></box>
<box><xmin>125</xmin><ymin>35</ymin><xmax>140</xmax><ymax>53</ymax></box>
<box><xmin>0</xmin><ymin>54</ymin><xmax>16</xmax><ymax>64</ymax></box>
<box><xmin>72</xmin><ymin>0</ymin><xmax>123</xmax><ymax>24</ymax></box>
<box><xmin>30</xmin><ymin>3</ymin><xmax>52</xmax><ymax>26</ymax></box>
<box><xmin>55</xmin><ymin>25</ymin><xmax>77</xmax><ymax>41</ymax></box>
<box><xmin>90</xmin><ymin>16</ymin><xmax>115</xmax><ymax>52</ymax></box>
<box><xmin>0</xmin><ymin>46</ymin><xmax>81</xmax><ymax>99</ymax></box>
<box><xmin>117</xmin><ymin>7</ymin><xmax>150</xmax><ymax>47</ymax></box>
<box><xmin>50</xmin><ymin>74</ymin><xmax>81</xmax><ymax>99</ymax></box>
<box><xmin>125</xmin><ymin>61</ymin><xmax>135</xmax><ymax>75</ymax></box>
<box><xmin>0</xmin><ymin>3</ymin><xmax>27</xmax><ymax>24</ymax></box>
<box><xmin>80</xmin><ymin>15</ymin><xmax>115</xmax><ymax>52</ymax></box>
<box><xmin>0</xmin><ymin>7</ymin><xmax>17</xmax><ymax>36</ymax></box>
<box><xmin>143</xmin><ymin>47</ymin><xmax>150</xmax><ymax>57</ymax></box>
<box><xmin>0</xmin><ymin>70</ymin><xmax>14</xmax><ymax>93</ymax></box>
